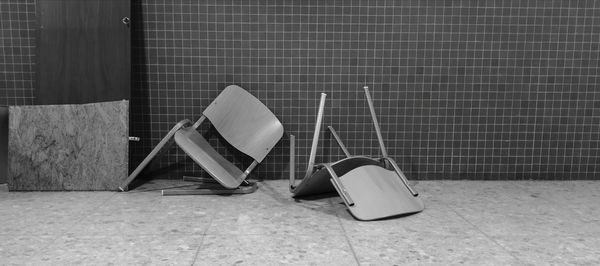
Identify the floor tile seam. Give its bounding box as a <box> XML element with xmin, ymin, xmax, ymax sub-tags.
<box><xmin>26</xmin><ymin>191</ymin><xmax>120</xmax><ymax>258</ymax></box>
<box><xmin>13</xmin><ymin>231</ymin><xmax>599</xmax><ymax>238</ymax></box>
<box><xmin>25</xmin><ymin>232</ymin><xmax>349</xmax><ymax>238</ymax></box>
<box><xmin>201</xmin><ymin>232</ymin><xmax>348</xmax><ymax>236</ymax></box>
<box><xmin>81</xmin><ymin>207</ymin><xmax>220</xmax><ymax>214</ymax></box>
<box><xmin>19</xmin><ymin>234</ymin><xmax>208</xmax><ymax>265</ymax></box>
<box><xmin>249</xmin><ymin>182</ymin><xmax>308</xmax><ymax>207</ymax></box>
<box><xmin>34</xmin><ymin>231</ymin><xmax>67</xmax><ymax>260</ymax></box>
<box><xmin>333</xmin><ymin>198</ymin><xmax>362</xmax><ymax>266</ymax></box>
<box><xmin>207</xmin><ymin>208</ymin><xmax>340</xmax><ymax>214</ymax></box>
<box><xmin>0</xmin><ymin>232</ymin><xmax>350</xmax><ymax>238</ymax></box>
<box><xmin>57</xmin><ymin>192</ymin><xmax>121</xmax><ymax>235</ymax></box>
<box><xmin>0</xmin><ymin>202</ymin><xmax>122</xmax><ymax>210</ymax></box>
<box><xmin>446</xmin><ymin>204</ymin><xmax>527</xmax><ymax>264</ymax></box>
<box><xmin>190</xmin><ymin>213</ymin><xmax>215</xmax><ymax>266</ymax></box>
<box><xmin>53</xmin><ymin>233</ymin><xmax>208</xmax><ymax>238</ymax></box>
<box><xmin>471</xmin><ymin>232</ymin><xmax>600</xmax><ymax>239</ymax></box>
<box><xmin>515</xmin><ymin>184</ymin><xmax>593</xmax><ymax>223</ymax></box>
<box><xmin>441</xmin><ymin>184</ymin><xmax>597</xmax><ymax>227</ymax></box>
<box><xmin>79</xmin><ymin>212</ymin><xmax>217</xmax><ymax>218</ymax></box>
<box><xmin>57</xmin><ymin>207</ymin><xmax>217</xmax><ymax>223</ymax></box>
<box><xmin>334</xmin><ymin>231</ymin><xmax>515</xmax><ymax>238</ymax></box>
<box><xmin>0</xmin><ymin>234</ymin><xmax>64</xmax><ymax>239</ymax></box>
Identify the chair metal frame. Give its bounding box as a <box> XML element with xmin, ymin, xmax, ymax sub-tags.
<box><xmin>289</xmin><ymin>87</ymin><xmax>423</xmax><ymax>220</ymax></box>
<box><xmin>120</xmin><ymin>85</ymin><xmax>283</xmax><ymax>194</ymax></box>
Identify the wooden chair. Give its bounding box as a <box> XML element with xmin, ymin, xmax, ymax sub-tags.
<box><xmin>120</xmin><ymin>85</ymin><xmax>284</xmax><ymax>194</ymax></box>
<box><xmin>289</xmin><ymin>87</ymin><xmax>424</xmax><ymax>220</ymax></box>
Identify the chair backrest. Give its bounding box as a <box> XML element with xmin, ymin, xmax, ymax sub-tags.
<box><xmin>203</xmin><ymin>85</ymin><xmax>284</xmax><ymax>163</ymax></box>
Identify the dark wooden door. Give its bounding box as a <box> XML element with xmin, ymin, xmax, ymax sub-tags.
<box><xmin>36</xmin><ymin>0</ymin><xmax>130</xmax><ymax>104</ymax></box>
<box><xmin>0</xmin><ymin>107</ymin><xmax>7</xmax><ymax>185</ymax></box>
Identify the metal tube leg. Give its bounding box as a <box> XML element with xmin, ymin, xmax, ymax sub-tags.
<box><xmin>324</xmin><ymin>164</ymin><xmax>355</xmax><ymax>206</ymax></box>
<box><xmin>384</xmin><ymin>157</ymin><xmax>419</xmax><ymax>197</ymax></box>
<box><xmin>119</xmin><ymin>119</ymin><xmax>192</xmax><ymax>191</ymax></box>
<box><xmin>327</xmin><ymin>126</ymin><xmax>351</xmax><ymax>158</ymax></box>
<box><xmin>305</xmin><ymin>93</ymin><xmax>327</xmax><ymax>179</ymax></box>
<box><xmin>363</xmin><ymin>86</ymin><xmax>389</xmax><ymax>158</ymax></box>
<box><xmin>289</xmin><ymin>134</ymin><xmax>296</xmax><ymax>191</ymax></box>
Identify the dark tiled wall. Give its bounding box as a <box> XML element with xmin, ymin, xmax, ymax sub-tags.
<box><xmin>3</xmin><ymin>1</ymin><xmax>600</xmax><ymax>180</ymax></box>
<box><xmin>0</xmin><ymin>0</ymin><xmax>36</xmax><ymax>106</ymax></box>
<box><xmin>131</xmin><ymin>0</ymin><xmax>600</xmax><ymax>180</ymax></box>
<box><xmin>0</xmin><ymin>0</ymin><xmax>36</xmax><ymax>185</ymax></box>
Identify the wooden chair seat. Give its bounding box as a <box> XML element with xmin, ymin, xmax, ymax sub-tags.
<box><xmin>291</xmin><ymin>156</ymin><xmax>379</xmax><ymax>197</ymax></box>
<box><xmin>329</xmin><ymin>164</ymin><xmax>424</xmax><ymax>221</ymax></box>
<box><xmin>174</xmin><ymin>127</ymin><xmax>245</xmax><ymax>189</ymax></box>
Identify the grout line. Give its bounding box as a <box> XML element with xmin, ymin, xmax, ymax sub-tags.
<box><xmin>445</xmin><ymin>203</ymin><xmax>525</xmax><ymax>264</ymax></box>
<box><xmin>58</xmin><ymin>192</ymin><xmax>120</xmax><ymax>235</ymax></box>
<box><xmin>514</xmin><ymin>182</ymin><xmax>593</xmax><ymax>223</ymax></box>
<box><xmin>190</xmin><ymin>211</ymin><xmax>215</xmax><ymax>266</ymax></box>
<box><xmin>332</xmin><ymin>198</ymin><xmax>362</xmax><ymax>266</ymax></box>
<box><xmin>35</xmin><ymin>191</ymin><xmax>120</xmax><ymax>259</ymax></box>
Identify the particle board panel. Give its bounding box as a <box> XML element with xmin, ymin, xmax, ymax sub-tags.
<box><xmin>7</xmin><ymin>100</ymin><xmax>128</xmax><ymax>191</ymax></box>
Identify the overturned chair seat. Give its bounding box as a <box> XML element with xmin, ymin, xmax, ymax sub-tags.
<box><xmin>289</xmin><ymin>87</ymin><xmax>424</xmax><ymax>221</ymax></box>
<box><xmin>120</xmin><ymin>85</ymin><xmax>284</xmax><ymax>195</ymax></box>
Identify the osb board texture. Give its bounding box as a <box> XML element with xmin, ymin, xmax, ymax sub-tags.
<box><xmin>7</xmin><ymin>100</ymin><xmax>128</xmax><ymax>191</ymax></box>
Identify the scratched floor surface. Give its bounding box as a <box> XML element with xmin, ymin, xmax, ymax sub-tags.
<box><xmin>1</xmin><ymin>180</ymin><xmax>599</xmax><ymax>265</ymax></box>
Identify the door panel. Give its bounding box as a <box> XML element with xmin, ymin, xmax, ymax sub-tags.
<box><xmin>0</xmin><ymin>106</ymin><xmax>7</xmax><ymax>185</ymax></box>
<box><xmin>37</xmin><ymin>0</ymin><xmax>130</xmax><ymax>104</ymax></box>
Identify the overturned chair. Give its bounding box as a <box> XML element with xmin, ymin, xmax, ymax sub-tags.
<box><xmin>289</xmin><ymin>87</ymin><xmax>424</xmax><ymax>220</ymax></box>
<box><xmin>121</xmin><ymin>85</ymin><xmax>284</xmax><ymax>195</ymax></box>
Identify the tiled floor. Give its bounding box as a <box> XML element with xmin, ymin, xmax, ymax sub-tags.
<box><xmin>1</xmin><ymin>180</ymin><xmax>599</xmax><ymax>265</ymax></box>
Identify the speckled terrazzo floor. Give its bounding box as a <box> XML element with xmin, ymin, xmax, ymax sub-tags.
<box><xmin>1</xmin><ymin>180</ymin><xmax>599</xmax><ymax>265</ymax></box>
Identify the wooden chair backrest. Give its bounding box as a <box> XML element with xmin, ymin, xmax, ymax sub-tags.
<box><xmin>203</xmin><ymin>85</ymin><xmax>284</xmax><ymax>162</ymax></box>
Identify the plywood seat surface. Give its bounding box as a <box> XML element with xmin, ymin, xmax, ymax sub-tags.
<box><xmin>174</xmin><ymin>127</ymin><xmax>245</xmax><ymax>189</ymax></box>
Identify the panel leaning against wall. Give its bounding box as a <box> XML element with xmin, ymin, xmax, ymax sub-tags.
<box><xmin>7</xmin><ymin>100</ymin><xmax>129</xmax><ymax>191</ymax></box>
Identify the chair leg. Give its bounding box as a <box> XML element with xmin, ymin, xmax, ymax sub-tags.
<box><xmin>382</xmin><ymin>157</ymin><xmax>419</xmax><ymax>197</ymax></box>
<box><xmin>182</xmin><ymin>176</ymin><xmax>219</xmax><ymax>183</ymax></box>
<box><xmin>161</xmin><ymin>179</ymin><xmax>258</xmax><ymax>196</ymax></box>
<box><xmin>119</xmin><ymin>119</ymin><xmax>192</xmax><ymax>191</ymax></box>
<box><xmin>327</xmin><ymin>126</ymin><xmax>351</xmax><ymax>158</ymax></box>
<box><xmin>324</xmin><ymin>164</ymin><xmax>355</xmax><ymax>206</ymax></box>
<box><xmin>289</xmin><ymin>134</ymin><xmax>296</xmax><ymax>191</ymax></box>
